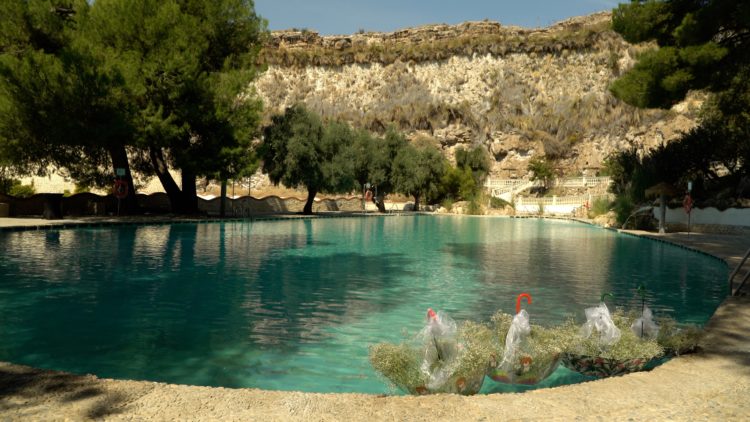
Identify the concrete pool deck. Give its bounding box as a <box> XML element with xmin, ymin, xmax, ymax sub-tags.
<box><xmin>1</xmin><ymin>217</ymin><xmax>749</xmax><ymax>420</ymax></box>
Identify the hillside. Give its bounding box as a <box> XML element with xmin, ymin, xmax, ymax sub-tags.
<box><xmin>253</xmin><ymin>12</ymin><xmax>702</xmax><ymax>180</ymax></box>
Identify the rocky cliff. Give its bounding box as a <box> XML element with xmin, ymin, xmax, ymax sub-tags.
<box><xmin>253</xmin><ymin>12</ymin><xmax>701</xmax><ymax>179</ymax></box>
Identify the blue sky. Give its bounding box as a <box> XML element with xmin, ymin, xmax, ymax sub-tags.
<box><xmin>254</xmin><ymin>0</ymin><xmax>622</xmax><ymax>35</ymax></box>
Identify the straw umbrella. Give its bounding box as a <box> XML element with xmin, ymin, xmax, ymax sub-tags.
<box><xmin>645</xmin><ymin>182</ymin><xmax>680</xmax><ymax>234</ymax></box>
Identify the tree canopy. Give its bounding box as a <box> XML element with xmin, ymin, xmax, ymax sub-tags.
<box><xmin>0</xmin><ymin>0</ymin><xmax>266</xmax><ymax>214</ymax></box>
<box><xmin>607</xmin><ymin>0</ymin><xmax>750</xmax><ymax>219</ymax></box>
<box><xmin>392</xmin><ymin>138</ymin><xmax>446</xmax><ymax>211</ymax></box>
<box><xmin>259</xmin><ymin>105</ymin><xmax>354</xmax><ymax>214</ymax></box>
<box><xmin>611</xmin><ymin>0</ymin><xmax>749</xmax><ymax>109</ymax></box>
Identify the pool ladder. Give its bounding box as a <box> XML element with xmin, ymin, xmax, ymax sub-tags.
<box><xmin>729</xmin><ymin>247</ymin><xmax>750</xmax><ymax>296</ymax></box>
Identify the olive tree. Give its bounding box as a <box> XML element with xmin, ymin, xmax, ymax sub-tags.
<box><xmin>259</xmin><ymin>105</ymin><xmax>354</xmax><ymax>214</ymax></box>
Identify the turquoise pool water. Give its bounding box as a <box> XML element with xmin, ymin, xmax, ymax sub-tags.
<box><xmin>0</xmin><ymin>216</ymin><xmax>727</xmax><ymax>393</ymax></box>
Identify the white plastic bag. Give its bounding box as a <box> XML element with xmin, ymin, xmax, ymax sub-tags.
<box><xmin>631</xmin><ymin>305</ymin><xmax>659</xmax><ymax>339</ymax></box>
<box><xmin>499</xmin><ymin>309</ymin><xmax>531</xmax><ymax>372</ymax></box>
<box><xmin>419</xmin><ymin>308</ymin><xmax>459</xmax><ymax>389</ymax></box>
<box><xmin>580</xmin><ymin>303</ymin><xmax>621</xmax><ymax>347</ymax></box>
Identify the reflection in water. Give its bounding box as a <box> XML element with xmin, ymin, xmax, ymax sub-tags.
<box><xmin>0</xmin><ymin>217</ymin><xmax>727</xmax><ymax>393</ymax></box>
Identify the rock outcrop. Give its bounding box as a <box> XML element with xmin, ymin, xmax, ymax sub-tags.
<box><xmin>252</xmin><ymin>12</ymin><xmax>701</xmax><ymax>179</ymax></box>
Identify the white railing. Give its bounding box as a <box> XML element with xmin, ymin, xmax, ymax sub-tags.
<box><xmin>484</xmin><ymin>176</ymin><xmax>612</xmax><ymax>199</ymax></box>
<box><xmin>484</xmin><ymin>179</ymin><xmax>529</xmax><ymax>189</ymax></box>
<box><xmin>514</xmin><ymin>194</ymin><xmax>613</xmax><ymax>215</ymax></box>
<box><xmin>553</xmin><ymin>176</ymin><xmax>611</xmax><ymax>188</ymax></box>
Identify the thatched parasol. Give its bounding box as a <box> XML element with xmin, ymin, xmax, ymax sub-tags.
<box><xmin>645</xmin><ymin>182</ymin><xmax>679</xmax><ymax>233</ymax></box>
<box><xmin>645</xmin><ymin>182</ymin><xmax>680</xmax><ymax>199</ymax></box>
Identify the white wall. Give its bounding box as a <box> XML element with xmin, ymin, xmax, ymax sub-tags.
<box><xmin>515</xmin><ymin>204</ymin><xmax>583</xmax><ymax>215</ymax></box>
<box><xmin>658</xmin><ymin>207</ymin><xmax>750</xmax><ymax>227</ymax></box>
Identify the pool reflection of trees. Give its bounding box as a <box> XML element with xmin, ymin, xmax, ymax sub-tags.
<box><xmin>0</xmin><ymin>223</ymin><xmax>416</xmax><ymax>379</ymax></box>
<box><xmin>441</xmin><ymin>225</ymin><xmax>725</xmax><ymax>325</ymax></box>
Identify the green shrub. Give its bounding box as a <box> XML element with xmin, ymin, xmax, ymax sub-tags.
<box><xmin>465</xmin><ymin>198</ymin><xmax>483</xmax><ymax>215</ymax></box>
<box><xmin>73</xmin><ymin>183</ymin><xmax>91</xmax><ymax>194</ymax></box>
<box><xmin>613</xmin><ymin>194</ymin><xmax>635</xmax><ymax>226</ymax></box>
<box><xmin>589</xmin><ymin>197</ymin><xmax>611</xmax><ymax>217</ymax></box>
<box><xmin>489</xmin><ymin>196</ymin><xmax>511</xmax><ymax>209</ymax></box>
<box><xmin>8</xmin><ymin>181</ymin><xmax>35</xmax><ymax>198</ymax></box>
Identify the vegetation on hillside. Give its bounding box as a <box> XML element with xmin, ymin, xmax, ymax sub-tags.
<box><xmin>256</xmin><ymin>35</ymin><xmax>670</xmax><ymax>170</ymax></box>
<box><xmin>259</xmin><ymin>105</ymin><xmax>488</xmax><ymax>213</ymax></box>
<box><xmin>260</xmin><ymin>17</ymin><xmax>614</xmax><ymax>67</ymax></box>
<box><xmin>608</xmin><ymin>0</ymin><xmax>750</xmax><ymax>223</ymax></box>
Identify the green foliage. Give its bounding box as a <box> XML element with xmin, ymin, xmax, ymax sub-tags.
<box><xmin>612</xmin><ymin>0</ymin><xmax>672</xmax><ymax>45</ymax></box>
<box><xmin>613</xmin><ymin>193</ymin><xmax>636</xmax><ymax>227</ymax></box>
<box><xmin>611</xmin><ymin>0</ymin><xmax>745</xmax><ymax>109</ymax></box>
<box><xmin>8</xmin><ymin>180</ymin><xmax>35</xmax><ymax>198</ymax></box>
<box><xmin>455</xmin><ymin>145</ymin><xmax>491</xmax><ymax>185</ymax></box>
<box><xmin>367</xmin><ymin>127</ymin><xmax>407</xmax><ymax>200</ymax></box>
<box><xmin>465</xmin><ymin>198</ymin><xmax>483</xmax><ymax>215</ymax></box>
<box><xmin>489</xmin><ymin>196</ymin><xmax>511</xmax><ymax>209</ymax></box>
<box><xmin>0</xmin><ymin>166</ymin><xmax>15</xmax><ymax>194</ymax></box>
<box><xmin>391</xmin><ymin>138</ymin><xmax>447</xmax><ymax>211</ymax></box>
<box><xmin>527</xmin><ymin>158</ymin><xmax>554</xmax><ymax>188</ymax></box>
<box><xmin>610</xmin><ymin>0</ymin><xmax>750</xmax><ymax>200</ymax></box>
<box><xmin>260</xmin><ymin>105</ymin><xmax>354</xmax><ymax>213</ymax></box>
<box><xmin>73</xmin><ymin>183</ymin><xmax>90</xmax><ymax>194</ymax></box>
<box><xmin>0</xmin><ymin>0</ymin><xmax>267</xmax><ymax>214</ymax></box>
<box><xmin>0</xmin><ymin>1</ymin><xmax>123</xmax><ymax>181</ymax></box>
<box><xmin>438</xmin><ymin>165</ymin><xmax>476</xmax><ymax>202</ymax></box>
<box><xmin>590</xmin><ymin>197</ymin><xmax>611</xmax><ymax>218</ymax></box>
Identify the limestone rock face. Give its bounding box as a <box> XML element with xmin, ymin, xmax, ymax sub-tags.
<box><xmin>252</xmin><ymin>12</ymin><xmax>701</xmax><ymax>179</ymax></box>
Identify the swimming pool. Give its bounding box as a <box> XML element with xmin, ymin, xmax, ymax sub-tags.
<box><xmin>0</xmin><ymin>216</ymin><xmax>727</xmax><ymax>393</ymax></box>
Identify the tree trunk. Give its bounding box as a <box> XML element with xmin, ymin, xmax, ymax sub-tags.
<box><xmin>220</xmin><ymin>179</ymin><xmax>227</xmax><ymax>218</ymax></box>
<box><xmin>374</xmin><ymin>196</ymin><xmax>386</xmax><ymax>213</ymax></box>
<box><xmin>149</xmin><ymin>147</ymin><xmax>183</xmax><ymax>213</ymax></box>
<box><xmin>413</xmin><ymin>193</ymin><xmax>420</xmax><ymax>211</ymax></box>
<box><xmin>303</xmin><ymin>188</ymin><xmax>317</xmax><ymax>215</ymax></box>
<box><xmin>108</xmin><ymin>144</ymin><xmax>138</xmax><ymax>215</ymax></box>
<box><xmin>180</xmin><ymin>169</ymin><xmax>198</xmax><ymax>214</ymax></box>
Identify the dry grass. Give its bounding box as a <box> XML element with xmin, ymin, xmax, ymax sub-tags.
<box><xmin>563</xmin><ymin>310</ymin><xmax>664</xmax><ymax>361</ymax></box>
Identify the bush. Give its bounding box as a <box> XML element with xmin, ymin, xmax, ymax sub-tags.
<box><xmin>589</xmin><ymin>197</ymin><xmax>611</xmax><ymax>217</ymax></box>
<box><xmin>489</xmin><ymin>196</ymin><xmax>511</xmax><ymax>209</ymax></box>
<box><xmin>8</xmin><ymin>181</ymin><xmax>35</xmax><ymax>198</ymax></box>
<box><xmin>465</xmin><ymin>198</ymin><xmax>483</xmax><ymax>215</ymax></box>
<box><xmin>613</xmin><ymin>194</ymin><xmax>635</xmax><ymax>227</ymax></box>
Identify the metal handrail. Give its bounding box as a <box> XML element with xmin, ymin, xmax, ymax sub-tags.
<box><xmin>729</xmin><ymin>247</ymin><xmax>750</xmax><ymax>295</ymax></box>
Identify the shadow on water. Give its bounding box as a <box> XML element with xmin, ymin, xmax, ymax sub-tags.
<box><xmin>0</xmin><ymin>222</ymin><xmax>417</xmax><ymax>388</ymax></box>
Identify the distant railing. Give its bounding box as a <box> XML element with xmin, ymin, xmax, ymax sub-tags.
<box><xmin>514</xmin><ymin>193</ymin><xmax>614</xmax><ymax>215</ymax></box>
<box><xmin>484</xmin><ymin>176</ymin><xmax>612</xmax><ymax>199</ymax></box>
<box><xmin>484</xmin><ymin>179</ymin><xmax>529</xmax><ymax>189</ymax></box>
<box><xmin>553</xmin><ymin>176</ymin><xmax>611</xmax><ymax>188</ymax></box>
